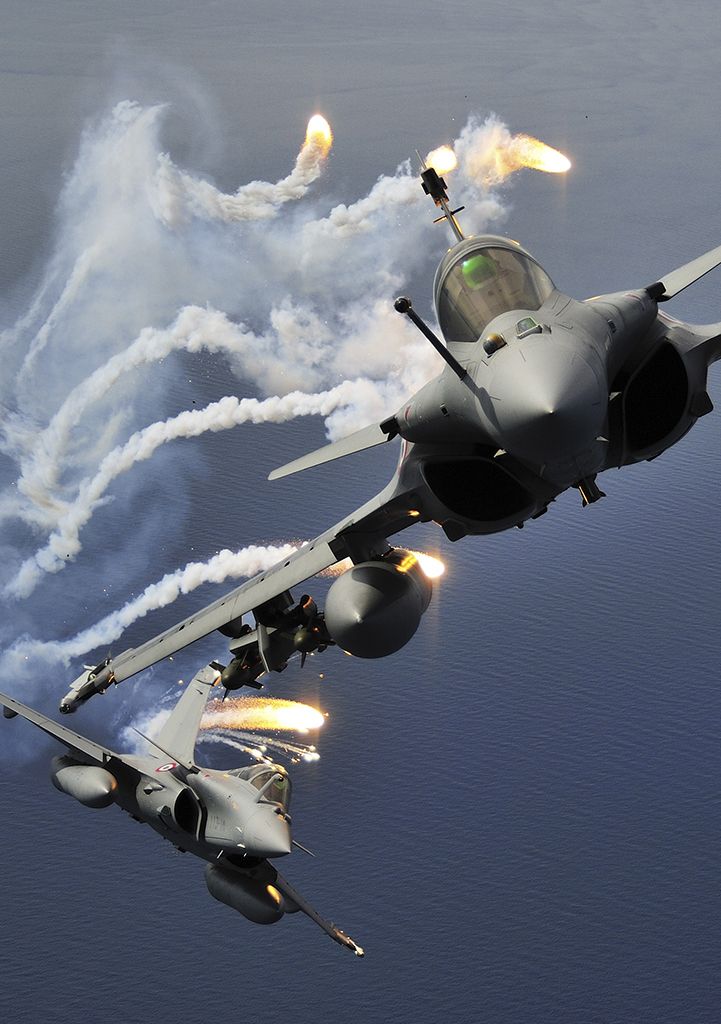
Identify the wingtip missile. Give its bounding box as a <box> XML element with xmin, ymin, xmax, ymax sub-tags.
<box><xmin>337</xmin><ymin>930</ymin><xmax>365</xmax><ymax>957</ymax></box>
<box><xmin>59</xmin><ymin>660</ymin><xmax>115</xmax><ymax>713</ymax></box>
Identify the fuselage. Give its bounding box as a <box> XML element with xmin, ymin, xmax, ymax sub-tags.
<box><xmin>67</xmin><ymin>753</ymin><xmax>293</xmax><ymax>863</ymax></box>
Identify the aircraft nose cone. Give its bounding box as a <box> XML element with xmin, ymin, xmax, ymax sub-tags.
<box><xmin>243</xmin><ymin>808</ymin><xmax>292</xmax><ymax>859</ymax></box>
<box><xmin>488</xmin><ymin>342</ymin><xmax>605</xmax><ymax>464</ymax></box>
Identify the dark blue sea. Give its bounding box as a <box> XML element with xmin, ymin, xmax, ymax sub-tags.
<box><xmin>2</xmin><ymin>2</ymin><xmax>721</xmax><ymax>1022</ymax></box>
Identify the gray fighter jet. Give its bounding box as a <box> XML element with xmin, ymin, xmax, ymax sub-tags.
<box><xmin>2</xmin><ymin>664</ymin><xmax>363</xmax><ymax>956</ymax></box>
<box><xmin>59</xmin><ymin>164</ymin><xmax>721</xmax><ymax>712</ymax></box>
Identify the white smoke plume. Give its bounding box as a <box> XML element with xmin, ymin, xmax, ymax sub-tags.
<box><xmin>153</xmin><ymin>116</ymin><xmax>332</xmax><ymax>226</ymax></box>
<box><xmin>7</xmin><ymin>380</ymin><xmax>387</xmax><ymax>597</ymax></box>
<box><xmin>1</xmin><ymin>303</ymin><xmax>431</xmax><ymax>531</ymax></box>
<box><xmin>1</xmin><ymin>307</ymin><xmax>260</xmax><ymax>524</ymax></box>
<box><xmin>1</xmin><ymin>542</ymin><xmax>300</xmax><ymax>680</ymax></box>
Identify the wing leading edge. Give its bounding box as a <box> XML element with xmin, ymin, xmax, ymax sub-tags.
<box><xmin>0</xmin><ymin>691</ymin><xmax>119</xmax><ymax>763</ymax></box>
<box><xmin>648</xmin><ymin>241</ymin><xmax>721</xmax><ymax>301</ymax></box>
<box><xmin>268</xmin><ymin>420</ymin><xmax>397</xmax><ymax>481</ymax></box>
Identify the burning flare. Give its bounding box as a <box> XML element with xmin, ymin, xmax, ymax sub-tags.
<box><xmin>458</xmin><ymin>121</ymin><xmax>572</xmax><ymax>186</ymax></box>
<box><xmin>151</xmin><ymin>109</ymin><xmax>334</xmax><ymax>227</ymax></box>
<box><xmin>324</xmin><ymin>551</ymin><xmax>445</xmax><ymax>579</ymax></box>
<box><xmin>507</xmin><ymin>134</ymin><xmax>571</xmax><ymax>174</ymax></box>
<box><xmin>484</xmin><ymin>133</ymin><xmax>571</xmax><ymax>182</ymax></box>
<box><xmin>425</xmin><ymin>145</ymin><xmax>458</xmax><ymax>175</ymax></box>
<box><xmin>411</xmin><ymin>551</ymin><xmax>446</xmax><ymax>579</ymax></box>
<box><xmin>202</xmin><ymin>696</ymin><xmax>325</xmax><ymax>735</ymax></box>
<box><xmin>304</xmin><ymin>114</ymin><xmax>333</xmax><ymax>159</ymax></box>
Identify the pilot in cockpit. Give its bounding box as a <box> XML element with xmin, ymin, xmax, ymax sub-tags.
<box><xmin>436</xmin><ymin>243</ymin><xmax>554</xmax><ymax>345</ymax></box>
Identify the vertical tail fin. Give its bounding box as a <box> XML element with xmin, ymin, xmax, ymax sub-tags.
<box><xmin>154</xmin><ymin>663</ymin><xmax>221</xmax><ymax>764</ymax></box>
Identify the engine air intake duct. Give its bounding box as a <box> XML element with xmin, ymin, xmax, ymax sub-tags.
<box><xmin>324</xmin><ymin>549</ymin><xmax>433</xmax><ymax>658</ymax></box>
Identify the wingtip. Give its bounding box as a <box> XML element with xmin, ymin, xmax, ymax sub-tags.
<box><xmin>268</xmin><ymin>460</ymin><xmax>298</xmax><ymax>481</ymax></box>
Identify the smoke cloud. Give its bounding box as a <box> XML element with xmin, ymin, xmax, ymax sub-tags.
<box><xmin>153</xmin><ymin>114</ymin><xmax>332</xmax><ymax>226</ymax></box>
<box><xmin>7</xmin><ymin>381</ymin><xmax>382</xmax><ymax>597</ymax></box>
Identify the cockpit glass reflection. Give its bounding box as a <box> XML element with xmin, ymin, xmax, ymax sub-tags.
<box><xmin>248</xmin><ymin>766</ymin><xmax>291</xmax><ymax>809</ymax></box>
<box><xmin>437</xmin><ymin>245</ymin><xmax>554</xmax><ymax>343</ymax></box>
<box><xmin>229</xmin><ymin>764</ymin><xmax>293</xmax><ymax>810</ymax></box>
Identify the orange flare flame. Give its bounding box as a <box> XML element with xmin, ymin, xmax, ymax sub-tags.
<box><xmin>304</xmin><ymin>114</ymin><xmax>333</xmax><ymax>158</ymax></box>
<box><xmin>202</xmin><ymin>697</ymin><xmax>325</xmax><ymax>735</ymax></box>
<box><xmin>425</xmin><ymin>145</ymin><xmax>458</xmax><ymax>175</ymax></box>
<box><xmin>485</xmin><ymin>133</ymin><xmax>571</xmax><ymax>181</ymax></box>
<box><xmin>509</xmin><ymin>134</ymin><xmax>571</xmax><ymax>174</ymax></box>
<box><xmin>410</xmin><ymin>551</ymin><xmax>446</xmax><ymax>579</ymax></box>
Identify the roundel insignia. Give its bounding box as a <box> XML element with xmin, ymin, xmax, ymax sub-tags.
<box><xmin>156</xmin><ymin>761</ymin><xmax>178</xmax><ymax>772</ymax></box>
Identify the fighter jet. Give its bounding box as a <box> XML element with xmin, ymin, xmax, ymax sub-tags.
<box><xmin>59</xmin><ymin>163</ymin><xmax>721</xmax><ymax>712</ymax></box>
<box><xmin>2</xmin><ymin>664</ymin><xmax>363</xmax><ymax>956</ymax></box>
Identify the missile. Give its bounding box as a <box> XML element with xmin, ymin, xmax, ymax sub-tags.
<box><xmin>59</xmin><ymin>660</ymin><xmax>115</xmax><ymax>714</ymax></box>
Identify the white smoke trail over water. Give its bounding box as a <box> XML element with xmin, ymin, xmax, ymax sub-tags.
<box><xmin>7</xmin><ymin>382</ymin><xmax>371</xmax><ymax>597</ymax></box>
<box><xmin>18</xmin><ymin>245</ymin><xmax>102</xmax><ymax>379</ymax></box>
<box><xmin>154</xmin><ymin>114</ymin><xmax>332</xmax><ymax>226</ymax></box>
<box><xmin>1</xmin><ymin>543</ymin><xmax>299</xmax><ymax>678</ymax></box>
<box><xmin>0</xmin><ymin>307</ymin><xmax>260</xmax><ymax>523</ymax></box>
<box><xmin>13</xmin><ymin>103</ymin><xmax>167</xmax><ymax>386</ymax></box>
<box><xmin>1</xmin><ymin>303</ymin><xmax>428</xmax><ymax>531</ymax></box>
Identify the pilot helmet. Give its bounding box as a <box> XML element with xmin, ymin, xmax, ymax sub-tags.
<box><xmin>461</xmin><ymin>252</ymin><xmax>499</xmax><ymax>290</ymax></box>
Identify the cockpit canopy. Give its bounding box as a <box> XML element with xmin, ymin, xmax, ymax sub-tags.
<box><xmin>434</xmin><ymin>236</ymin><xmax>555</xmax><ymax>344</ymax></box>
<box><xmin>229</xmin><ymin>762</ymin><xmax>292</xmax><ymax>811</ymax></box>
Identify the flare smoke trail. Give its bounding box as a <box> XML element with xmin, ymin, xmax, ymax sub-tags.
<box><xmin>1</xmin><ymin>543</ymin><xmax>300</xmax><ymax>675</ymax></box>
<box><xmin>1</xmin><ymin>304</ymin><xmax>427</xmax><ymax>530</ymax></box>
<box><xmin>0</xmin><ymin>94</ymin><xmax>532</xmax><ymax>744</ymax></box>
<box><xmin>201</xmin><ymin>696</ymin><xmax>325</xmax><ymax>734</ymax></box>
<box><xmin>122</xmin><ymin>704</ymin><xmax>321</xmax><ymax>763</ymax></box>
<box><xmin>454</xmin><ymin>114</ymin><xmax>572</xmax><ymax>185</ymax></box>
<box><xmin>154</xmin><ymin>112</ymin><xmax>333</xmax><ymax>226</ymax></box>
<box><xmin>1</xmin><ymin>307</ymin><xmax>261</xmax><ymax>522</ymax></box>
<box><xmin>200</xmin><ymin>731</ymin><xmax>321</xmax><ymax>765</ymax></box>
<box><xmin>8</xmin><ymin>380</ymin><xmax>385</xmax><ymax>598</ymax></box>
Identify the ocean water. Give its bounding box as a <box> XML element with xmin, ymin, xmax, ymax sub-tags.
<box><xmin>2</xmin><ymin>2</ymin><xmax>721</xmax><ymax>1023</ymax></box>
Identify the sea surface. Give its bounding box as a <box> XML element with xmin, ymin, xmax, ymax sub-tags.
<box><xmin>2</xmin><ymin>3</ymin><xmax>721</xmax><ymax>1022</ymax></box>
